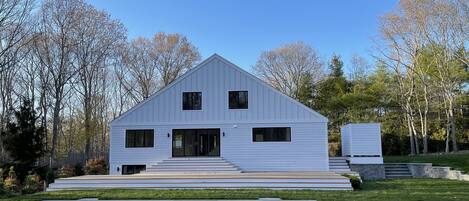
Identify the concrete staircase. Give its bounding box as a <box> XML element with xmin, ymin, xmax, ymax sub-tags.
<box><xmin>47</xmin><ymin>172</ymin><xmax>353</xmax><ymax>191</ymax></box>
<box><xmin>142</xmin><ymin>157</ymin><xmax>242</xmax><ymax>174</ymax></box>
<box><xmin>385</xmin><ymin>163</ymin><xmax>413</xmax><ymax>179</ymax></box>
<box><xmin>329</xmin><ymin>157</ymin><xmax>352</xmax><ymax>173</ymax></box>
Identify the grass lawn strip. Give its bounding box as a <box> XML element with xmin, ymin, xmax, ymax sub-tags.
<box><xmin>2</xmin><ymin>179</ymin><xmax>469</xmax><ymax>201</ymax></box>
<box><xmin>384</xmin><ymin>152</ymin><xmax>469</xmax><ymax>173</ymax></box>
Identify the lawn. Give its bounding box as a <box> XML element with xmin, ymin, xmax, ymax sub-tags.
<box><xmin>384</xmin><ymin>152</ymin><xmax>469</xmax><ymax>173</ymax></box>
<box><xmin>2</xmin><ymin>179</ymin><xmax>469</xmax><ymax>201</ymax></box>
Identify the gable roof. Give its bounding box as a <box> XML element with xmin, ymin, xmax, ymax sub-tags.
<box><xmin>111</xmin><ymin>54</ymin><xmax>328</xmax><ymax>124</ymax></box>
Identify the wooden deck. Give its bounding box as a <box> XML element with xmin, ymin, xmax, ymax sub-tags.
<box><xmin>48</xmin><ymin>172</ymin><xmax>353</xmax><ymax>191</ymax></box>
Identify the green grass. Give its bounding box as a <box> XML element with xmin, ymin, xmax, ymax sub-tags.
<box><xmin>384</xmin><ymin>152</ymin><xmax>469</xmax><ymax>173</ymax></box>
<box><xmin>2</xmin><ymin>179</ymin><xmax>469</xmax><ymax>201</ymax></box>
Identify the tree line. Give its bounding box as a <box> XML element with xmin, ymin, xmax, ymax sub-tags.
<box><xmin>253</xmin><ymin>0</ymin><xmax>468</xmax><ymax>155</ymax></box>
<box><xmin>0</xmin><ymin>0</ymin><xmax>201</xmax><ymax>168</ymax></box>
<box><xmin>0</xmin><ymin>0</ymin><xmax>467</xmax><ymax>174</ymax></box>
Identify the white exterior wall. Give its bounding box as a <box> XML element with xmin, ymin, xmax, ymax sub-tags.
<box><xmin>340</xmin><ymin>126</ymin><xmax>351</xmax><ymax>157</ymax></box>
<box><xmin>110</xmin><ymin>122</ymin><xmax>329</xmax><ymax>175</ymax></box>
<box><xmin>109</xmin><ymin>55</ymin><xmax>329</xmax><ymax>174</ymax></box>
<box><xmin>340</xmin><ymin>123</ymin><xmax>383</xmax><ymax>164</ymax></box>
<box><xmin>111</xmin><ymin>55</ymin><xmax>325</xmax><ymax>126</ymax></box>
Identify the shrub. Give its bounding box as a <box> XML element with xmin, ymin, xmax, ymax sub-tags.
<box><xmin>342</xmin><ymin>174</ymin><xmax>362</xmax><ymax>190</ymax></box>
<box><xmin>45</xmin><ymin>168</ymin><xmax>55</xmax><ymax>185</ymax></box>
<box><xmin>84</xmin><ymin>158</ymin><xmax>107</xmax><ymax>175</ymax></box>
<box><xmin>0</xmin><ymin>168</ymin><xmax>4</xmax><ymax>189</ymax></box>
<box><xmin>21</xmin><ymin>172</ymin><xmax>43</xmax><ymax>194</ymax></box>
<box><xmin>74</xmin><ymin>163</ymin><xmax>84</xmax><ymax>176</ymax></box>
<box><xmin>328</xmin><ymin>142</ymin><xmax>341</xmax><ymax>156</ymax></box>
<box><xmin>4</xmin><ymin>166</ymin><xmax>19</xmax><ymax>192</ymax></box>
<box><xmin>58</xmin><ymin>165</ymin><xmax>75</xmax><ymax>178</ymax></box>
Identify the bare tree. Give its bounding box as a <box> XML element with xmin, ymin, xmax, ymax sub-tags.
<box><xmin>377</xmin><ymin>0</ymin><xmax>426</xmax><ymax>155</ymax></box>
<box><xmin>117</xmin><ymin>33</ymin><xmax>200</xmax><ymax>104</ymax></box>
<box><xmin>377</xmin><ymin>0</ymin><xmax>468</xmax><ymax>154</ymax></box>
<box><xmin>0</xmin><ymin>0</ymin><xmax>33</xmax><ymax>73</ymax></box>
<box><xmin>0</xmin><ymin>0</ymin><xmax>34</xmax><ymax>160</ymax></box>
<box><xmin>33</xmin><ymin>0</ymin><xmax>81</xmax><ymax>166</ymax></box>
<box><xmin>119</xmin><ymin>38</ymin><xmax>158</xmax><ymax>103</ymax></box>
<box><xmin>420</xmin><ymin>0</ymin><xmax>468</xmax><ymax>152</ymax></box>
<box><xmin>71</xmin><ymin>1</ymin><xmax>126</xmax><ymax>160</ymax></box>
<box><xmin>149</xmin><ymin>32</ymin><xmax>200</xmax><ymax>86</ymax></box>
<box><xmin>350</xmin><ymin>54</ymin><xmax>371</xmax><ymax>81</ymax></box>
<box><xmin>253</xmin><ymin>42</ymin><xmax>324</xmax><ymax>99</ymax></box>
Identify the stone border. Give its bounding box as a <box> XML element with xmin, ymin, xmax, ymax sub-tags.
<box><xmin>407</xmin><ymin>163</ymin><xmax>469</xmax><ymax>181</ymax></box>
<box><xmin>349</xmin><ymin>164</ymin><xmax>385</xmax><ymax>180</ymax></box>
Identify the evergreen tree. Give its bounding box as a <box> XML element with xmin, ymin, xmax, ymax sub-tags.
<box><xmin>296</xmin><ymin>73</ymin><xmax>314</xmax><ymax>107</ymax></box>
<box><xmin>329</xmin><ymin>54</ymin><xmax>344</xmax><ymax>78</ymax></box>
<box><xmin>1</xmin><ymin>99</ymin><xmax>46</xmax><ymax>169</ymax></box>
<box><xmin>313</xmin><ymin>55</ymin><xmax>350</xmax><ymax>143</ymax></box>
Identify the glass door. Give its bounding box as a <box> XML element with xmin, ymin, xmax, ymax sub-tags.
<box><xmin>172</xmin><ymin>129</ymin><xmax>220</xmax><ymax>157</ymax></box>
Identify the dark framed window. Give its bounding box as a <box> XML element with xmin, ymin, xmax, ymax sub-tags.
<box><xmin>229</xmin><ymin>91</ymin><xmax>248</xmax><ymax>109</ymax></box>
<box><xmin>122</xmin><ymin>165</ymin><xmax>146</xmax><ymax>175</ymax></box>
<box><xmin>183</xmin><ymin>92</ymin><xmax>202</xmax><ymax>110</ymax></box>
<box><xmin>125</xmin><ymin>129</ymin><xmax>154</xmax><ymax>148</ymax></box>
<box><xmin>253</xmin><ymin>127</ymin><xmax>291</xmax><ymax>142</ymax></box>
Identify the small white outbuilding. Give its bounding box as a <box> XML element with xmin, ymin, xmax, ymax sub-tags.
<box><xmin>341</xmin><ymin>123</ymin><xmax>383</xmax><ymax>164</ymax></box>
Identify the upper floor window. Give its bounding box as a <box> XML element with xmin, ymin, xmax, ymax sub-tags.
<box><xmin>229</xmin><ymin>91</ymin><xmax>248</xmax><ymax>109</ymax></box>
<box><xmin>253</xmin><ymin>127</ymin><xmax>291</xmax><ymax>142</ymax></box>
<box><xmin>183</xmin><ymin>92</ymin><xmax>202</xmax><ymax>110</ymax></box>
<box><xmin>126</xmin><ymin>129</ymin><xmax>154</xmax><ymax>148</ymax></box>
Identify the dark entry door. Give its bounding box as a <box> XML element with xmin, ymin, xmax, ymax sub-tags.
<box><xmin>172</xmin><ymin>129</ymin><xmax>220</xmax><ymax>157</ymax></box>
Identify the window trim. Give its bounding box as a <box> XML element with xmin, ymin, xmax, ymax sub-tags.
<box><xmin>125</xmin><ymin>129</ymin><xmax>154</xmax><ymax>148</ymax></box>
<box><xmin>252</xmin><ymin>127</ymin><xmax>292</xmax><ymax>142</ymax></box>
<box><xmin>182</xmin><ymin>91</ymin><xmax>202</xmax><ymax>110</ymax></box>
<box><xmin>228</xmin><ymin>90</ymin><xmax>249</xmax><ymax>109</ymax></box>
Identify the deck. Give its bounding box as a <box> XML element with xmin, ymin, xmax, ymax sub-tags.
<box><xmin>47</xmin><ymin>171</ymin><xmax>353</xmax><ymax>191</ymax></box>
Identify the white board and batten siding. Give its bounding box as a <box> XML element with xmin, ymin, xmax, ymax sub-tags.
<box><xmin>110</xmin><ymin>54</ymin><xmax>329</xmax><ymax>174</ymax></box>
<box><xmin>341</xmin><ymin>123</ymin><xmax>383</xmax><ymax>164</ymax></box>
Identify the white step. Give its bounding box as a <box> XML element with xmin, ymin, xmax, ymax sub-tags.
<box><xmin>330</xmin><ymin>165</ymin><xmax>350</xmax><ymax>168</ymax></box>
<box><xmin>47</xmin><ymin>172</ymin><xmax>353</xmax><ymax>191</ymax></box>
<box><xmin>157</xmin><ymin>161</ymin><xmax>232</xmax><ymax>165</ymax></box>
<box><xmin>48</xmin><ymin>178</ymin><xmax>352</xmax><ymax>191</ymax></box>
<box><xmin>48</xmin><ymin>183</ymin><xmax>352</xmax><ymax>190</ymax></box>
<box><xmin>53</xmin><ymin>178</ymin><xmax>350</xmax><ymax>184</ymax></box>
<box><xmin>163</xmin><ymin>158</ymin><xmax>226</xmax><ymax>161</ymax></box>
<box><xmin>145</xmin><ymin>157</ymin><xmax>241</xmax><ymax>174</ymax></box>
<box><xmin>147</xmin><ymin>168</ymin><xmax>241</xmax><ymax>171</ymax></box>
<box><xmin>150</xmin><ymin>164</ymin><xmax>236</xmax><ymax>168</ymax></box>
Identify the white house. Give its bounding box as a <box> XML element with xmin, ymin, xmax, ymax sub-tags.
<box><xmin>109</xmin><ymin>54</ymin><xmax>329</xmax><ymax>175</ymax></box>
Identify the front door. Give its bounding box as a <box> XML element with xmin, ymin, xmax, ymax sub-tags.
<box><xmin>172</xmin><ymin>129</ymin><xmax>220</xmax><ymax>157</ymax></box>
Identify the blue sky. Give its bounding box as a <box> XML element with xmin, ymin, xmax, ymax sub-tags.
<box><xmin>86</xmin><ymin>0</ymin><xmax>398</xmax><ymax>73</ymax></box>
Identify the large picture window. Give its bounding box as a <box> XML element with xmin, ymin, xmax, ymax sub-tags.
<box><xmin>183</xmin><ymin>92</ymin><xmax>202</xmax><ymax>110</ymax></box>
<box><xmin>229</xmin><ymin>91</ymin><xmax>248</xmax><ymax>109</ymax></box>
<box><xmin>125</xmin><ymin>129</ymin><xmax>154</xmax><ymax>148</ymax></box>
<box><xmin>252</xmin><ymin>127</ymin><xmax>291</xmax><ymax>142</ymax></box>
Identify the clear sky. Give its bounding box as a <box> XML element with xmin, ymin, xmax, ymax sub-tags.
<box><xmin>85</xmin><ymin>0</ymin><xmax>398</xmax><ymax>73</ymax></box>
